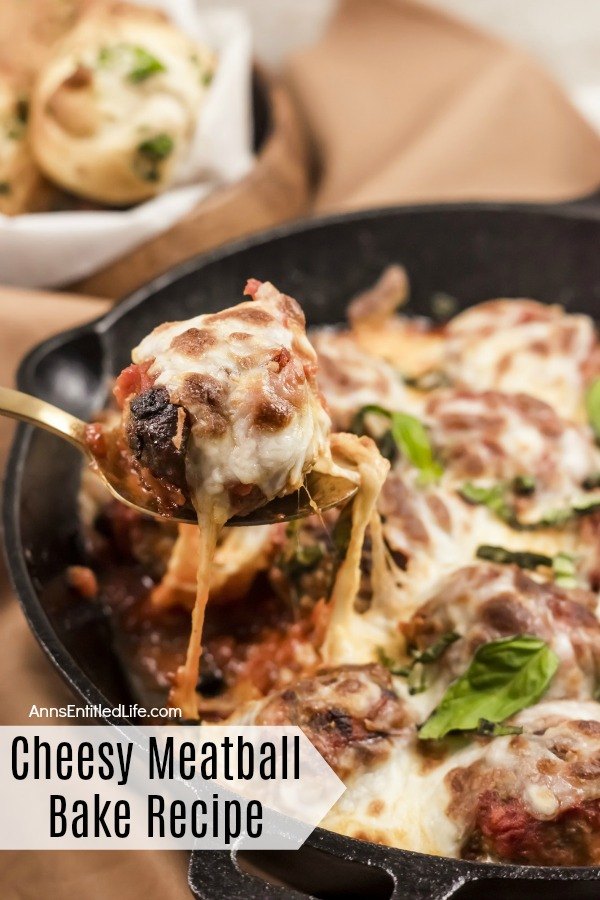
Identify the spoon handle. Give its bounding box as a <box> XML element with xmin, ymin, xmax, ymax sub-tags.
<box><xmin>0</xmin><ymin>386</ymin><xmax>87</xmax><ymax>450</ymax></box>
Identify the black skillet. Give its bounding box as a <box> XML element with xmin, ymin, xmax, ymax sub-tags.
<box><xmin>5</xmin><ymin>200</ymin><xmax>600</xmax><ymax>899</ymax></box>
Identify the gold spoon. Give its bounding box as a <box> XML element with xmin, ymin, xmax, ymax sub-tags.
<box><xmin>0</xmin><ymin>386</ymin><xmax>357</xmax><ymax>526</ymax></box>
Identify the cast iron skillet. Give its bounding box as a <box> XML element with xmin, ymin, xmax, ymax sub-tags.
<box><xmin>5</xmin><ymin>202</ymin><xmax>600</xmax><ymax>899</ymax></box>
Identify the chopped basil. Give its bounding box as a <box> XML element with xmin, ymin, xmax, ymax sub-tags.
<box><xmin>98</xmin><ymin>46</ymin><xmax>112</xmax><ymax>66</ymax></box>
<box><xmin>98</xmin><ymin>44</ymin><xmax>166</xmax><ymax>83</ymax></box>
<box><xmin>377</xmin><ymin>631</ymin><xmax>459</xmax><ymax>692</ymax></box>
<box><xmin>134</xmin><ymin>133</ymin><xmax>174</xmax><ymax>182</ymax></box>
<box><xmin>586</xmin><ymin>378</ymin><xmax>600</xmax><ymax>442</ymax></box>
<box><xmin>138</xmin><ymin>133</ymin><xmax>174</xmax><ymax>161</ymax></box>
<box><xmin>476</xmin><ymin>544</ymin><xmax>579</xmax><ymax>586</ymax></box>
<box><xmin>459</xmin><ymin>482</ymin><xmax>515</xmax><ymax>524</ymax></box>
<box><xmin>377</xmin><ymin>647</ymin><xmax>410</xmax><ymax>677</ymax></box>
<box><xmin>190</xmin><ymin>53</ymin><xmax>214</xmax><ymax>87</ymax></box>
<box><xmin>460</xmin><ymin>480</ymin><xmax>600</xmax><ymax>530</ymax></box>
<box><xmin>277</xmin><ymin>521</ymin><xmax>324</xmax><ymax>581</ymax></box>
<box><xmin>552</xmin><ymin>552</ymin><xmax>578</xmax><ymax>588</ymax></box>
<box><xmin>583</xmin><ymin>473</ymin><xmax>600</xmax><ymax>490</ymax></box>
<box><xmin>275</xmin><ymin>523</ymin><xmax>326</xmax><ymax>606</ymax></box>
<box><xmin>407</xmin><ymin>663</ymin><xmax>427</xmax><ymax>695</ymax></box>
<box><xmin>404</xmin><ymin>370</ymin><xmax>451</xmax><ymax>391</ymax></box>
<box><xmin>128</xmin><ymin>47</ymin><xmax>166</xmax><ymax>83</ymax></box>
<box><xmin>391</xmin><ymin>412</ymin><xmax>443</xmax><ymax>484</ymax></box>
<box><xmin>352</xmin><ymin>405</ymin><xmax>442</xmax><ymax>484</ymax></box>
<box><xmin>412</xmin><ymin>631</ymin><xmax>460</xmax><ymax>664</ymax></box>
<box><xmin>476</xmin><ymin>719</ymin><xmax>523</xmax><ymax>737</ymax></box>
<box><xmin>418</xmin><ymin>635</ymin><xmax>558</xmax><ymax>741</ymax></box>
<box><xmin>512</xmin><ymin>474</ymin><xmax>536</xmax><ymax>496</ymax></box>
<box><xmin>280</xmin><ymin>542</ymin><xmax>323</xmax><ymax>581</ymax></box>
<box><xmin>537</xmin><ymin>497</ymin><xmax>600</xmax><ymax>527</ymax></box>
<box><xmin>0</xmin><ymin>181</ymin><xmax>11</xmax><ymax>195</ymax></box>
<box><xmin>476</xmin><ymin>545</ymin><xmax>552</xmax><ymax>570</ymax></box>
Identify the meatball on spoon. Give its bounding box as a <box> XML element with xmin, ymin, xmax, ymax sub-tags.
<box><xmin>0</xmin><ymin>385</ymin><xmax>357</xmax><ymax>525</ymax></box>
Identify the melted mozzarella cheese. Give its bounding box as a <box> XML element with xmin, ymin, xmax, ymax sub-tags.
<box><xmin>311</xmin><ymin>328</ymin><xmax>420</xmax><ymax>429</ymax></box>
<box><xmin>444</xmin><ymin>300</ymin><xmax>596</xmax><ymax>420</ymax></box>
<box><xmin>322</xmin><ymin>736</ymin><xmax>483</xmax><ymax>856</ymax></box>
<box><xmin>151</xmin><ymin>523</ymin><xmax>275</xmax><ymax>609</ymax></box>
<box><xmin>320</xmin><ymin>433</ymin><xmax>390</xmax><ymax>665</ymax></box>
<box><xmin>135</xmin><ymin>281</ymin><xmax>332</xmax><ymax>512</ymax></box>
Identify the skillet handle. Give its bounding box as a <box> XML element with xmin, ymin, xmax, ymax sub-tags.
<box><xmin>188</xmin><ymin>849</ymin><xmax>304</xmax><ymax>899</ymax></box>
<box><xmin>560</xmin><ymin>186</ymin><xmax>600</xmax><ymax>216</ymax></box>
<box><xmin>187</xmin><ymin>832</ymin><xmax>465</xmax><ymax>900</ymax></box>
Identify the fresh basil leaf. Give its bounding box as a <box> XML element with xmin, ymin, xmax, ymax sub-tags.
<box><xmin>352</xmin><ymin>405</ymin><xmax>442</xmax><ymax>484</ymax></box>
<box><xmin>375</xmin><ymin>429</ymin><xmax>397</xmax><ymax>463</ymax></box>
<box><xmin>390</xmin><ymin>412</ymin><xmax>443</xmax><ymax>485</ymax></box>
<box><xmin>583</xmin><ymin>473</ymin><xmax>600</xmax><ymax>490</ymax></box>
<box><xmin>459</xmin><ymin>482</ymin><xmax>516</xmax><ymax>524</ymax></box>
<box><xmin>418</xmin><ymin>635</ymin><xmax>558</xmax><ymax>741</ymax></box>
<box><xmin>476</xmin><ymin>545</ymin><xmax>552</xmax><ymax>570</ymax></box>
<box><xmin>586</xmin><ymin>377</ymin><xmax>600</xmax><ymax>441</ymax></box>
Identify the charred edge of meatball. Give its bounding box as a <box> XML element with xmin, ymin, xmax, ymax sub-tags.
<box><xmin>126</xmin><ymin>387</ymin><xmax>190</xmax><ymax>494</ymax></box>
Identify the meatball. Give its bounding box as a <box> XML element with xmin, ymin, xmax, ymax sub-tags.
<box><xmin>443</xmin><ymin>299</ymin><xmax>597</xmax><ymax>418</ymax></box>
<box><xmin>447</xmin><ymin>701</ymin><xmax>600</xmax><ymax>865</ymax></box>
<box><xmin>30</xmin><ymin>1</ymin><xmax>214</xmax><ymax>204</ymax></box>
<box><xmin>311</xmin><ymin>329</ymin><xmax>410</xmax><ymax>431</ymax></box>
<box><xmin>403</xmin><ymin>563</ymin><xmax>600</xmax><ymax>701</ymax></box>
<box><xmin>237</xmin><ymin>665</ymin><xmax>414</xmax><ymax>781</ymax></box>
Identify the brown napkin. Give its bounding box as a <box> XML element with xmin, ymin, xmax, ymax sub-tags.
<box><xmin>286</xmin><ymin>0</ymin><xmax>600</xmax><ymax>209</ymax></box>
<box><xmin>1</xmin><ymin>0</ymin><xmax>600</xmax><ymax>895</ymax></box>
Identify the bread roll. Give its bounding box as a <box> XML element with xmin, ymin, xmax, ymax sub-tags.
<box><xmin>30</xmin><ymin>2</ymin><xmax>215</xmax><ymax>206</ymax></box>
<box><xmin>0</xmin><ymin>0</ymin><xmax>92</xmax><ymax>90</ymax></box>
<box><xmin>0</xmin><ymin>71</ymin><xmax>57</xmax><ymax>215</ymax></box>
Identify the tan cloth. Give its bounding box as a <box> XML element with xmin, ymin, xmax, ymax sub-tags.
<box><xmin>1</xmin><ymin>0</ymin><xmax>600</xmax><ymax>895</ymax></box>
<box><xmin>287</xmin><ymin>0</ymin><xmax>600</xmax><ymax>209</ymax></box>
